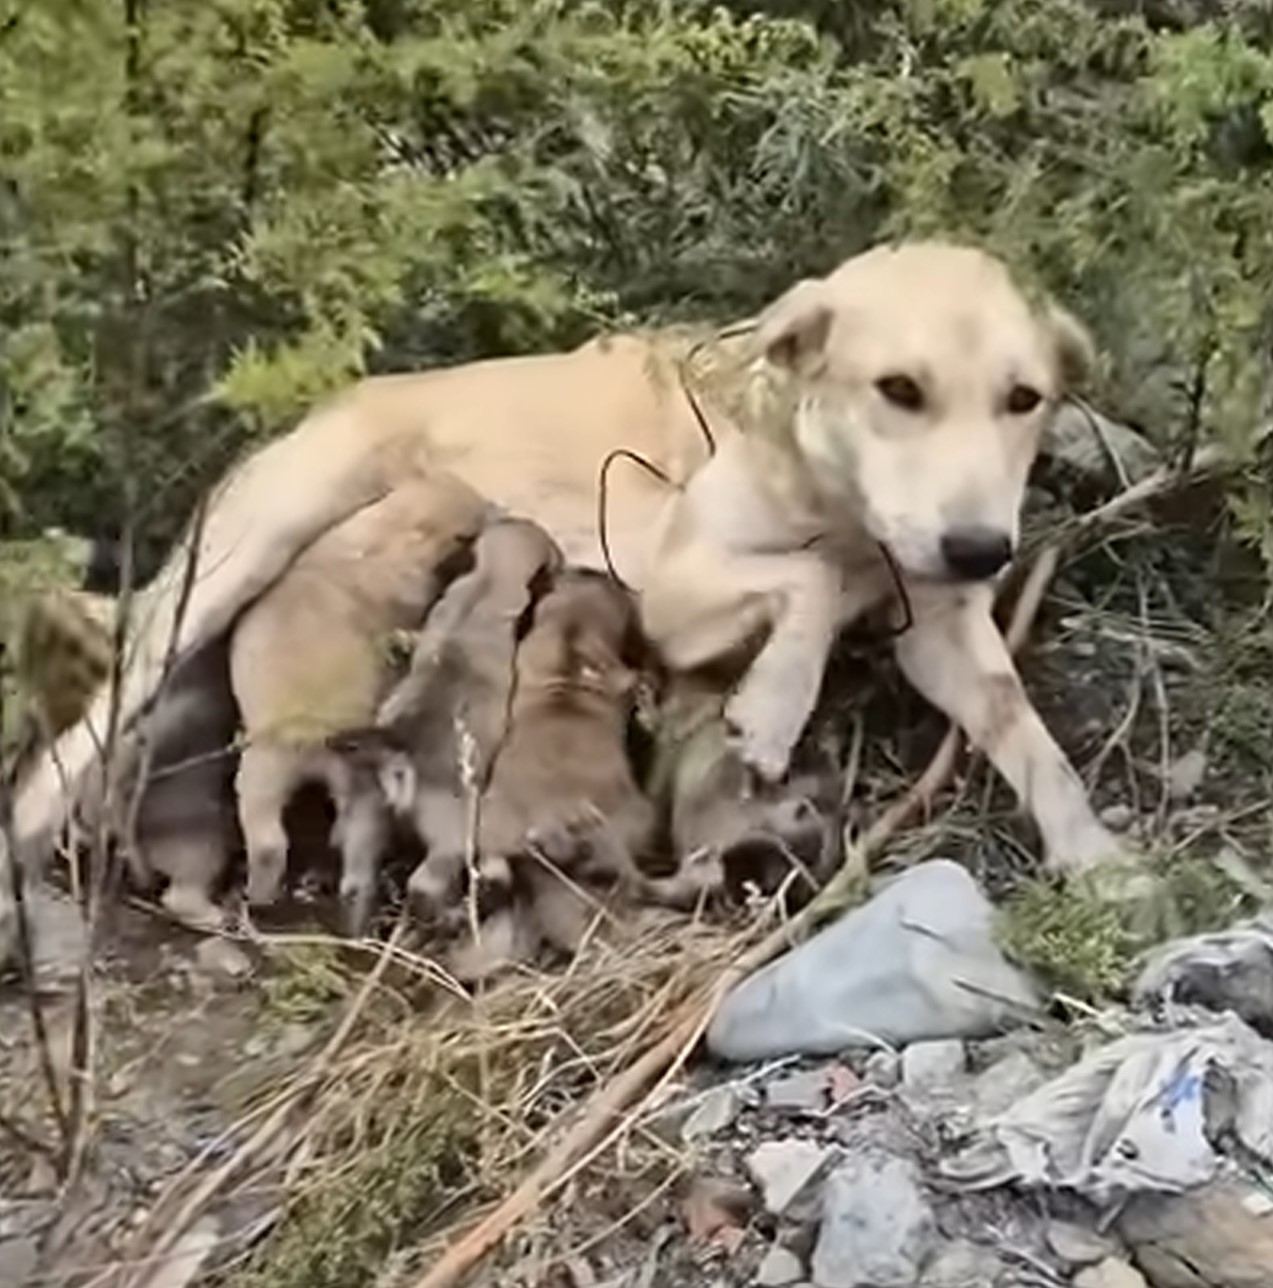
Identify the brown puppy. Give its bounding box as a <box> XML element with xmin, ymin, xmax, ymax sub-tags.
<box><xmin>449</xmin><ymin>572</ymin><xmax>717</xmax><ymax>981</ymax></box>
<box><xmin>231</xmin><ymin>475</ymin><xmax>490</xmax><ymax>936</ymax></box>
<box><xmin>343</xmin><ymin>518</ymin><xmax>563</xmax><ymax>922</ymax></box>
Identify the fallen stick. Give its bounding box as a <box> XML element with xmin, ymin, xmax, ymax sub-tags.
<box><xmin>409</xmin><ymin>443</ymin><xmax>1232</xmax><ymax>1288</ymax></box>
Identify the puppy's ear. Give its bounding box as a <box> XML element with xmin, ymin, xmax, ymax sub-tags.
<box><xmin>1043</xmin><ymin>300</ymin><xmax>1095</xmax><ymax>392</ymax></box>
<box><xmin>326</xmin><ymin>724</ymin><xmax>406</xmax><ymax>763</ymax></box>
<box><xmin>753</xmin><ymin>277</ymin><xmax>833</xmax><ymax>375</ymax></box>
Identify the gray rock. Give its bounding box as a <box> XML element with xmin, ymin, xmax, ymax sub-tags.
<box><xmin>811</xmin><ymin>1153</ymin><xmax>936</xmax><ymax>1288</ymax></box>
<box><xmin>920</xmin><ymin>1239</ymin><xmax>1002</xmax><ymax>1287</ymax></box>
<box><xmin>863</xmin><ymin>1050</ymin><xmax>901</xmax><ymax>1089</ymax></box>
<box><xmin>766</xmin><ymin>1069</ymin><xmax>829</xmax><ymax>1115</ymax></box>
<box><xmin>1074</xmin><ymin>1259</ymin><xmax>1149</xmax><ymax>1288</ymax></box>
<box><xmin>1118</xmin><ymin>1178</ymin><xmax>1273</xmax><ymax>1287</ymax></box>
<box><xmin>194</xmin><ymin>936</ymin><xmax>253</xmax><ymax>981</ymax></box>
<box><xmin>0</xmin><ymin>1236</ymin><xmax>38</xmax><ymax>1287</ymax></box>
<box><xmin>902</xmin><ymin>1040</ymin><xmax>966</xmax><ymax>1093</ymax></box>
<box><xmin>1046</xmin><ymin>1219</ymin><xmax>1117</xmax><ymax>1268</ymax></box>
<box><xmin>708</xmin><ymin>861</ymin><xmax>1041</xmax><ymax>1062</ymax></box>
<box><xmin>754</xmin><ymin>1245</ymin><xmax>805</xmax><ymax>1286</ymax></box>
<box><xmin>973</xmin><ymin>1050</ymin><xmax>1045</xmax><ymax>1118</ymax></box>
<box><xmin>682</xmin><ymin>1085</ymin><xmax>741</xmax><ymax>1143</ymax></box>
<box><xmin>746</xmin><ymin>1139</ymin><xmax>833</xmax><ymax>1217</ymax></box>
<box><xmin>1100</xmin><ymin>803</ymin><xmax>1135</xmax><ymax>832</ymax></box>
<box><xmin>1041</xmin><ymin>403</ymin><xmax>1161</xmax><ymax>489</ymax></box>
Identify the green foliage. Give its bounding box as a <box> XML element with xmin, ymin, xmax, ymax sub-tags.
<box><xmin>3</xmin><ymin>0</ymin><xmax>1273</xmax><ymax>560</ymax></box>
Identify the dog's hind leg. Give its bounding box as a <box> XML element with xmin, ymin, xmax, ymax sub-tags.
<box><xmin>893</xmin><ymin>583</ymin><xmax>1120</xmax><ymax>874</ymax></box>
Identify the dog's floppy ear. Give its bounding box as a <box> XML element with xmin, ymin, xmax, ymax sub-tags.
<box><xmin>754</xmin><ymin>277</ymin><xmax>833</xmax><ymax>374</ymax></box>
<box><xmin>1043</xmin><ymin>300</ymin><xmax>1095</xmax><ymax>392</ymax></box>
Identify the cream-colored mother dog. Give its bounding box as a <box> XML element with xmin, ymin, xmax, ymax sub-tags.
<box><xmin>12</xmin><ymin>241</ymin><xmax>1121</xmax><ymax>882</ymax></box>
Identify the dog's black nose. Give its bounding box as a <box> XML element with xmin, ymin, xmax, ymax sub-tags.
<box><xmin>940</xmin><ymin>526</ymin><xmax>1013</xmax><ymax>581</ymax></box>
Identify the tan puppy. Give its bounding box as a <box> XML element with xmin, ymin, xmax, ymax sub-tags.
<box><xmin>231</xmin><ymin>476</ymin><xmax>490</xmax><ymax>935</ymax></box>
<box><xmin>14</xmin><ymin>241</ymin><xmax>1123</xmax><ymax>914</ymax></box>
<box><xmin>340</xmin><ymin>518</ymin><xmax>562</xmax><ymax>921</ymax></box>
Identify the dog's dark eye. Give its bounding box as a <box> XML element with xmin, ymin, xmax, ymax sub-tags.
<box><xmin>1005</xmin><ymin>384</ymin><xmax>1043</xmax><ymax>415</ymax></box>
<box><xmin>876</xmin><ymin>374</ymin><xmax>925</xmax><ymax>412</ymax></box>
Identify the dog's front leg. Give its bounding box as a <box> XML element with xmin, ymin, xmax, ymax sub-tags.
<box><xmin>722</xmin><ymin>558</ymin><xmax>844</xmax><ymax>783</ymax></box>
<box><xmin>893</xmin><ymin>584</ymin><xmax>1119</xmax><ymax>873</ymax></box>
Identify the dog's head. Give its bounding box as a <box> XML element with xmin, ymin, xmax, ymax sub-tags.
<box><xmin>755</xmin><ymin>241</ymin><xmax>1093</xmax><ymax>582</ymax></box>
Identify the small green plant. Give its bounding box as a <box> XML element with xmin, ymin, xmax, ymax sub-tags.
<box><xmin>259</xmin><ymin>942</ymin><xmax>353</xmax><ymax>1030</ymax></box>
<box><xmin>998</xmin><ymin>851</ymin><xmax>1250</xmax><ymax>1003</ymax></box>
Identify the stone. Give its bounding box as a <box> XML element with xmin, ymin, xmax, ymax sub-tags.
<box><xmin>1074</xmin><ymin>1258</ymin><xmax>1149</xmax><ymax>1288</ymax></box>
<box><xmin>1118</xmin><ymin>1178</ymin><xmax>1273</xmax><ymax>1287</ymax></box>
<box><xmin>708</xmin><ymin>861</ymin><xmax>1041</xmax><ymax>1062</ymax></box>
<box><xmin>194</xmin><ymin>937</ymin><xmax>253</xmax><ymax>980</ymax></box>
<box><xmin>1040</xmin><ymin>403</ymin><xmax>1161</xmax><ymax>490</ymax></box>
<box><xmin>1167</xmin><ymin>747</ymin><xmax>1207</xmax><ymax>802</ymax></box>
<box><xmin>754</xmin><ymin>1245</ymin><xmax>805</xmax><ymax>1286</ymax></box>
<box><xmin>920</xmin><ymin>1239</ymin><xmax>1003</xmax><ymax>1287</ymax></box>
<box><xmin>863</xmin><ymin>1050</ymin><xmax>901</xmax><ymax>1089</ymax></box>
<box><xmin>766</xmin><ymin>1069</ymin><xmax>829</xmax><ymax>1115</ymax></box>
<box><xmin>1100</xmin><ymin>804</ymin><xmax>1135</xmax><ymax>832</ymax></box>
<box><xmin>745</xmin><ymin>1140</ymin><xmax>833</xmax><ymax>1218</ymax></box>
<box><xmin>811</xmin><ymin>1153</ymin><xmax>936</xmax><ymax>1288</ymax></box>
<box><xmin>682</xmin><ymin>1085</ymin><xmax>741</xmax><ymax>1143</ymax></box>
<box><xmin>1046</xmin><ymin>1220</ymin><xmax>1117</xmax><ymax>1268</ymax></box>
<box><xmin>973</xmin><ymin>1049</ymin><xmax>1046</xmax><ymax>1118</ymax></box>
<box><xmin>902</xmin><ymin>1040</ymin><xmax>966</xmax><ymax>1093</ymax></box>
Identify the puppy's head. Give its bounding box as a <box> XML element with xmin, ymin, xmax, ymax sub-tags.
<box><xmin>326</xmin><ymin>726</ymin><xmax>418</xmax><ymax>817</ymax></box>
<box><xmin>518</xmin><ymin>572</ymin><xmax>640</xmax><ymax>704</ymax></box>
<box><xmin>754</xmin><ymin>240</ymin><xmax>1093</xmax><ymax>582</ymax></box>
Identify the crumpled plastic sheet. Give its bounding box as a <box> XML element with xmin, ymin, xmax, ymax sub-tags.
<box><xmin>942</xmin><ymin>1015</ymin><xmax>1273</xmax><ymax>1206</ymax></box>
<box><xmin>1133</xmin><ymin>916</ymin><xmax>1273</xmax><ymax>1035</ymax></box>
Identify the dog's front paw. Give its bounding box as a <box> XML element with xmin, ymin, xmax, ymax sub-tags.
<box><xmin>724</xmin><ymin>690</ymin><xmax>798</xmax><ymax>785</ymax></box>
<box><xmin>1043</xmin><ymin>820</ymin><xmax>1127</xmax><ymax>877</ymax></box>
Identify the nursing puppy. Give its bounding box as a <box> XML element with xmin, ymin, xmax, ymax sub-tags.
<box><xmin>337</xmin><ymin>518</ymin><xmax>562</xmax><ymax>923</ymax></box>
<box><xmin>11</xmin><ymin>576</ymin><xmax>240</xmax><ymax>930</ymax></box>
<box><xmin>15</xmin><ymin>242</ymin><xmax>1125</xmax><ymax>932</ymax></box>
<box><xmin>448</xmin><ymin>572</ymin><xmax>725</xmax><ymax>982</ymax></box>
<box><xmin>231</xmin><ymin>476</ymin><xmax>490</xmax><ymax>936</ymax></box>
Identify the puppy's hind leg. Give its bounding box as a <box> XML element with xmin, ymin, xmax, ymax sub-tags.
<box><xmin>328</xmin><ymin>763</ymin><xmax>391</xmax><ymax>939</ymax></box>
